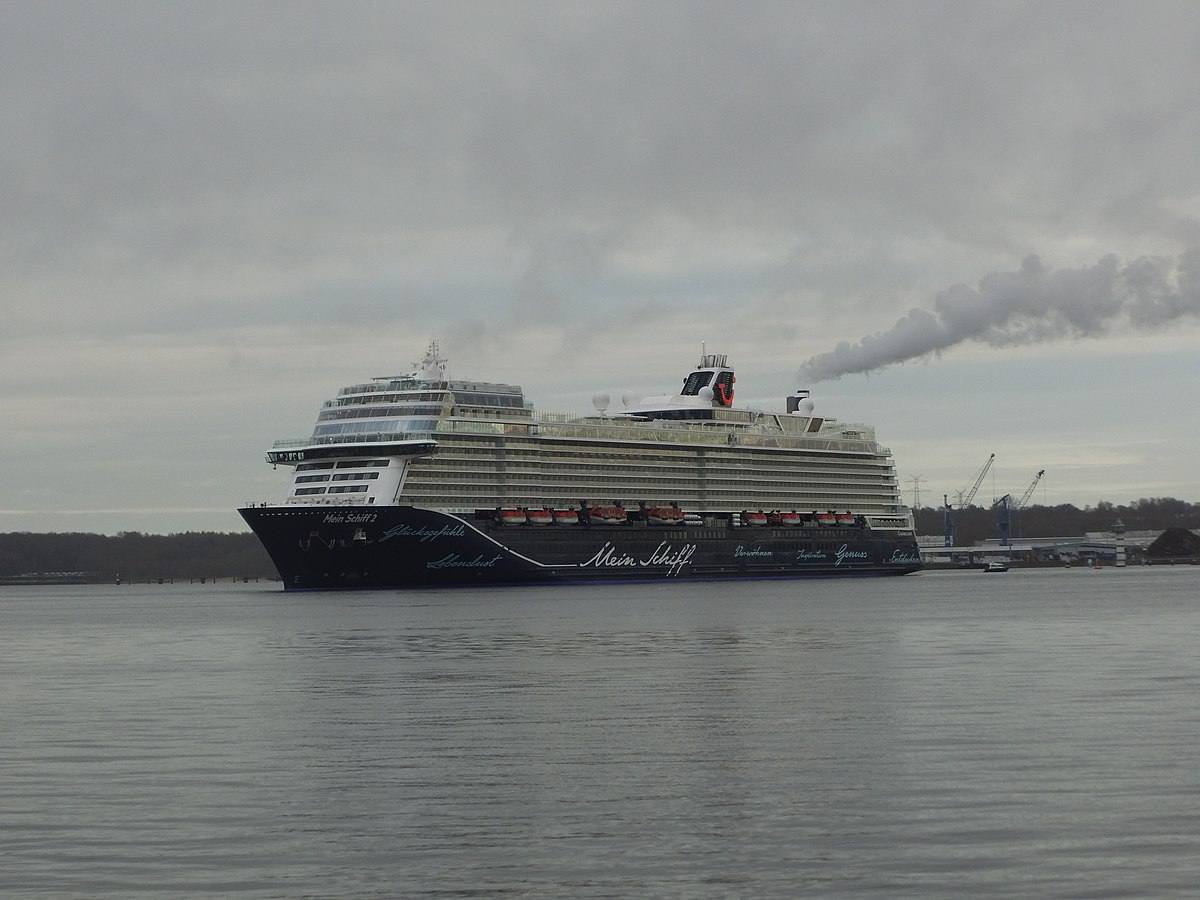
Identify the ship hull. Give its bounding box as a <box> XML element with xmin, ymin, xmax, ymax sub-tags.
<box><xmin>240</xmin><ymin>505</ymin><xmax>922</xmax><ymax>590</ymax></box>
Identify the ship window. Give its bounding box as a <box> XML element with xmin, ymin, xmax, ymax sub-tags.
<box><xmin>296</xmin><ymin>462</ymin><xmax>335</xmax><ymax>471</ymax></box>
<box><xmin>314</xmin><ymin>418</ymin><xmax>439</xmax><ymax>437</ymax></box>
<box><xmin>335</xmin><ymin>459</ymin><xmax>389</xmax><ymax>468</ymax></box>
<box><xmin>295</xmin><ymin>474</ymin><xmax>330</xmax><ymax>483</ymax></box>
<box><xmin>681</xmin><ymin>371</ymin><xmax>713</xmax><ymax>395</ymax></box>
<box><xmin>332</xmin><ymin>472</ymin><xmax>380</xmax><ymax>481</ymax></box>
<box><xmin>648</xmin><ymin>409</ymin><xmax>714</xmax><ymax>421</ymax></box>
<box><xmin>317</xmin><ymin>403</ymin><xmax>444</xmax><ymax>422</ymax></box>
<box><xmin>328</xmin><ymin>484</ymin><xmax>369</xmax><ymax>493</ymax></box>
<box><xmin>453</xmin><ymin>391</ymin><xmax>525</xmax><ymax>409</ymax></box>
<box><xmin>295</xmin><ymin>487</ymin><xmax>327</xmax><ymax>495</ymax></box>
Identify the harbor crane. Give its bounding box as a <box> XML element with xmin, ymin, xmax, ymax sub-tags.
<box><xmin>1017</xmin><ymin>469</ymin><xmax>1045</xmax><ymax>509</ymax></box>
<box><xmin>994</xmin><ymin>469</ymin><xmax>1046</xmax><ymax>546</ymax></box>
<box><xmin>943</xmin><ymin>452</ymin><xmax>995</xmax><ymax>547</ymax></box>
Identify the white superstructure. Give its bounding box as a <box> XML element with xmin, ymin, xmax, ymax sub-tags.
<box><xmin>263</xmin><ymin>344</ymin><xmax>912</xmax><ymax>530</ymax></box>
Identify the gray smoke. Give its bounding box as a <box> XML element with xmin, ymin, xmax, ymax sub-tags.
<box><xmin>797</xmin><ymin>249</ymin><xmax>1200</xmax><ymax>382</ymax></box>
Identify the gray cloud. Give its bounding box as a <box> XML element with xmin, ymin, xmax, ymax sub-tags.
<box><xmin>6</xmin><ymin>2</ymin><xmax>1200</xmax><ymax>342</ymax></box>
<box><xmin>3</xmin><ymin>1</ymin><xmax>1200</xmax><ymax>527</ymax></box>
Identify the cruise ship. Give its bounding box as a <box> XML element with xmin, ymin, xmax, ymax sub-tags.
<box><xmin>240</xmin><ymin>343</ymin><xmax>921</xmax><ymax>588</ymax></box>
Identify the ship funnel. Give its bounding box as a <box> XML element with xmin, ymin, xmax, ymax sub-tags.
<box><xmin>787</xmin><ymin>390</ymin><xmax>814</xmax><ymax>415</ymax></box>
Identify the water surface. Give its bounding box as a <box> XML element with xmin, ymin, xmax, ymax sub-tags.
<box><xmin>3</xmin><ymin>568</ymin><xmax>1198</xmax><ymax>897</ymax></box>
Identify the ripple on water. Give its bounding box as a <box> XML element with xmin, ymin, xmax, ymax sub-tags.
<box><xmin>2</xmin><ymin>570</ymin><xmax>1199</xmax><ymax>897</ymax></box>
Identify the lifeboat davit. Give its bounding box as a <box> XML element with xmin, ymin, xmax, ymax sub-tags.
<box><xmin>815</xmin><ymin>511</ymin><xmax>837</xmax><ymax>526</ymax></box>
<box><xmin>526</xmin><ymin>508</ymin><xmax>553</xmax><ymax>526</ymax></box>
<box><xmin>588</xmin><ymin>505</ymin><xmax>628</xmax><ymax>524</ymax></box>
<box><xmin>498</xmin><ymin>507</ymin><xmax>527</xmax><ymax>525</ymax></box>
<box><xmin>552</xmin><ymin>508</ymin><xmax>579</xmax><ymax>525</ymax></box>
<box><xmin>742</xmin><ymin>510</ymin><xmax>768</xmax><ymax>527</ymax></box>
<box><xmin>836</xmin><ymin>512</ymin><xmax>856</xmax><ymax>526</ymax></box>
<box><xmin>645</xmin><ymin>505</ymin><xmax>685</xmax><ymax>525</ymax></box>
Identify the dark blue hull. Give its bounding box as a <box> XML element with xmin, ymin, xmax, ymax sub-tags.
<box><xmin>240</xmin><ymin>505</ymin><xmax>922</xmax><ymax>590</ymax></box>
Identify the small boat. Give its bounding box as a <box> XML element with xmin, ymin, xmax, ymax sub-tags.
<box><xmin>645</xmin><ymin>505</ymin><xmax>685</xmax><ymax>525</ymax></box>
<box><xmin>836</xmin><ymin>512</ymin><xmax>856</xmax><ymax>526</ymax></box>
<box><xmin>551</xmin><ymin>508</ymin><xmax>579</xmax><ymax>525</ymax></box>
<box><xmin>498</xmin><ymin>507</ymin><xmax>527</xmax><ymax>525</ymax></box>
<box><xmin>741</xmin><ymin>510</ymin><xmax>768</xmax><ymax>526</ymax></box>
<box><xmin>778</xmin><ymin>511</ymin><xmax>803</xmax><ymax>527</ymax></box>
<box><xmin>526</xmin><ymin>508</ymin><xmax>553</xmax><ymax>526</ymax></box>
<box><xmin>587</xmin><ymin>505</ymin><xmax>627</xmax><ymax>524</ymax></box>
<box><xmin>815</xmin><ymin>511</ymin><xmax>837</xmax><ymax>526</ymax></box>
<box><xmin>984</xmin><ymin>560</ymin><xmax>1009</xmax><ymax>573</ymax></box>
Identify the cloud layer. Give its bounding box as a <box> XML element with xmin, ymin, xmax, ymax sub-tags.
<box><xmin>5</xmin><ymin>1</ymin><xmax>1200</xmax><ymax>349</ymax></box>
<box><xmin>3</xmin><ymin>2</ymin><xmax>1200</xmax><ymax>527</ymax></box>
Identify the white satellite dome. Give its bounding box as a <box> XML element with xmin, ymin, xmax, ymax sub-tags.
<box><xmin>797</xmin><ymin>398</ymin><xmax>815</xmax><ymax>415</ymax></box>
<box><xmin>621</xmin><ymin>391</ymin><xmax>636</xmax><ymax>408</ymax></box>
<box><xmin>592</xmin><ymin>392</ymin><xmax>611</xmax><ymax>414</ymax></box>
<box><xmin>698</xmin><ymin>386</ymin><xmax>714</xmax><ymax>401</ymax></box>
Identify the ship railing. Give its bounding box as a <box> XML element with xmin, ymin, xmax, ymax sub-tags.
<box><xmin>243</xmin><ymin>497</ymin><xmax>366</xmax><ymax>507</ymax></box>
<box><xmin>281</xmin><ymin>494</ymin><xmax>370</xmax><ymax>506</ymax></box>
<box><xmin>521</xmin><ymin>415</ymin><xmax>885</xmax><ymax>453</ymax></box>
<box><xmin>270</xmin><ymin>421</ymin><xmax>887</xmax><ymax>455</ymax></box>
<box><xmin>271</xmin><ymin>432</ymin><xmax>436</xmax><ymax>449</ymax></box>
<box><xmin>530</xmin><ymin>410</ymin><xmax>876</xmax><ymax>436</ymax></box>
<box><xmin>337</xmin><ymin>379</ymin><xmax>433</xmax><ymax>396</ymax></box>
<box><xmin>440</xmin><ymin>420</ymin><xmax>536</xmax><ymax>436</ymax></box>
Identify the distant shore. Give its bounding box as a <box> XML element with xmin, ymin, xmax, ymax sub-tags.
<box><xmin>0</xmin><ymin>531</ymin><xmax>275</xmax><ymax>583</ymax></box>
<box><xmin>0</xmin><ymin>573</ymin><xmax>281</xmax><ymax>586</ymax></box>
<box><xmin>923</xmin><ymin>558</ymin><xmax>1200</xmax><ymax>572</ymax></box>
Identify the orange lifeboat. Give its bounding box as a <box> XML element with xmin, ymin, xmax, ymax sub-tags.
<box><xmin>836</xmin><ymin>512</ymin><xmax>856</xmax><ymax>526</ymax></box>
<box><xmin>815</xmin><ymin>511</ymin><xmax>837</xmax><ymax>526</ymax></box>
<box><xmin>645</xmin><ymin>505</ymin><xmax>685</xmax><ymax>525</ymax></box>
<box><xmin>779</xmin><ymin>511</ymin><xmax>802</xmax><ymax>527</ymax></box>
<box><xmin>588</xmin><ymin>505</ymin><xmax>628</xmax><ymax>524</ymax></box>
<box><xmin>526</xmin><ymin>508</ymin><xmax>553</xmax><ymax>526</ymax></box>
<box><xmin>498</xmin><ymin>507</ymin><xmax>527</xmax><ymax>525</ymax></box>
<box><xmin>742</xmin><ymin>510</ymin><xmax>768</xmax><ymax>526</ymax></box>
<box><xmin>552</xmin><ymin>508</ymin><xmax>579</xmax><ymax>525</ymax></box>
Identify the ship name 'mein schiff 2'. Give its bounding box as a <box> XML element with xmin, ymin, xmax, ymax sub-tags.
<box><xmin>239</xmin><ymin>343</ymin><xmax>921</xmax><ymax>588</ymax></box>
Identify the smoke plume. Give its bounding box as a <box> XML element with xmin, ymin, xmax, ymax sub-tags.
<box><xmin>797</xmin><ymin>250</ymin><xmax>1200</xmax><ymax>382</ymax></box>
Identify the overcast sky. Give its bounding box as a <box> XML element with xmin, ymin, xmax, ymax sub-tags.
<box><xmin>4</xmin><ymin>1</ymin><xmax>1200</xmax><ymax>534</ymax></box>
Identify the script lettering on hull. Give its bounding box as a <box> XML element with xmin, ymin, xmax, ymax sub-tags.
<box><xmin>378</xmin><ymin>523</ymin><xmax>467</xmax><ymax>543</ymax></box>
<box><xmin>323</xmin><ymin>512</ymin><xmax>378</xmax><ymax>524</ymax></box>
<box><xmin>581</xmin><ymin>541</ymin><xmax>696</xmax><ymax>577</ymax></box>
<box><xmin>734</xmin><ymin>545</ymin><xmax>773</xmax><ymax>559</ymax></box>
<box><xmin>835</xmin><ymin>543</ymin><xmax>870</xmax><ymax>566</ymax></box>
<box><xmin>426</xmin><ymin>553</ymin><xmax>505</xmax><ymax>570</ymax></box>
